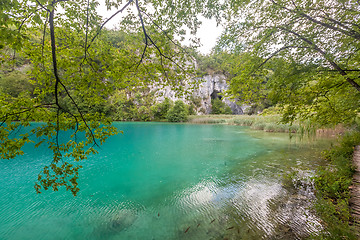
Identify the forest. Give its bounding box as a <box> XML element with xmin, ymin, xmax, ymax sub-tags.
<box><xmin>1</xmin><ymin>0</ymin><xmax>360</xmax><ymax>239</ymax></box>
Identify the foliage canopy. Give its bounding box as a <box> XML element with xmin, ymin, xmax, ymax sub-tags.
<box><xmin>217</xmin><ymin>0</ymin><xmax>360</xmax><ymax>127</ymax></box>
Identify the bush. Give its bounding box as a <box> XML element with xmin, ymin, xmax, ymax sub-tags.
<box><xmin>188</xmin><ymin>104</ymin><xmax>196</xmax><ymax>115</ymax></box>
<box><xmin>151</xmin><ymin>98</ymin><xmax>172</xmax><ymax>120</ymax></box>
<box><xmin>211</xmin><ymin>98</ymin><xmax>232</xmax><ymax>115</ymax></box>
<box><xmin>137</xmin><ymin>106</ymin><xmax>151</xmax><ymax>121</ymax></box>
<box><xmin>0</xmin><ymin>71</ymin><xmax>35</xmax><ymax>97</ymax></box>
<box><xmin>166</xmin><ymin>100</ymin><xmax>188</xmax><ymax>122</ymax></box>
<box><xmin>109</xmin><ymin>90</ymin><xmax>155</xmax><ymax>121</ymax></box>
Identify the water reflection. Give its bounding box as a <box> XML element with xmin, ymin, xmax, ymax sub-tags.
<box><xmin>232</xmin><ymin>179</ymin><xmax>285</xmax><ymax>236</ymax></box>
<box><xmin>175</xmin><ymin>173</ymin><xmax>323</xmax><ymax>240</ymax></box>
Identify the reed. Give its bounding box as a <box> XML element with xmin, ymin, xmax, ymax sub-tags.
<box><xmin>188</xmin><ymin>115</ymin><xmax>301</xmax><ymax>133</ymax></box>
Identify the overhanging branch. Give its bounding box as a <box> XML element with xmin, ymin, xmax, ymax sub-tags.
<box><xmin>257</xmin><ymin>45</ymin><xmax>310</xmax><ymax>69</ymax></box>
<box><xmin>279</xmin><ymin>27</ymin><xmax>360</xmax><ymax>92</ymax></box>
<box><xmin>49</xmin><ymin>2</ymin><xmax>99</xmax><ymax>148</ymax></box>
<box><xmin>270</xmin><ymin>0</ymin><xmax>360</xmax><ymax>41</ymax></box>
<box><xmin>87</xmin><ymin>0</ymin><xmax>134</xmax><ymax>50</ymax></box>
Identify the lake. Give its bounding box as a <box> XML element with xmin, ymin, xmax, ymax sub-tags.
<box><xmin>0</xmin><ymin>122</ymin><xmax>331</xmax><ymax>239</ymax></box>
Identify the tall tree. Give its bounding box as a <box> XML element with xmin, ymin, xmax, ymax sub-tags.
<box><xmin>217</xmin><ymin>0</ymin><xmax>360</xmax><ymax>126</ymax></box>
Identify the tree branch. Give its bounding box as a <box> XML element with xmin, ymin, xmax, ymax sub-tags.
<box><xmin>140</xmin><ymin>10</ymin><xmax>190</xmax><ymax>56</ymax></box>
<box><xmin>41</xmin><ymin>12</ymin><xmax>49</xmax><ymax>72</ymax></box>
<box><xmin>279</xmin><ymin>27</ymin><xmax>360</xmax><ymax>92</ymax></box>
<box><xmin>0</xmin><ymin>104</ymin><xmax>57</xmax><ymax>126</ymax></box>
<box><xmin>317</xmin><ymin>69</ymin><xmax>360</xmax><ymax>72</ymax></box>
<box><xmin>84</xmin><ymin>0</ymin><xmax>90</xmax><ymax>60</ymax></box>
<box><xmin>35</xmin><ymin>0</ymin><xmax>49</xmax><ymax>12</ymax></box>
<box><xmin>135</xmin><ymin>0</ymin><xmax>149</xmax><ymax>70</ymax></box>
<box><xmin>49</xmin><ymin>8</ymin><xmax>60</xmax><ymax>106</ymax></box>
<box><xmin>49</xmin><ymin>3</ymin><xmax>99</xmax><ymax>148</ymax></box>
<box><xmin>270</xmin><ymin>0</ymin><xmax>360</xmax><ymax>41</ymax></box>
<box><xmin>319</xmin><ymin>14</ymin><xmax>360</xmax><ymax>32</ymax></box>
<box><xmin>257</xmin><ymin>45</ymin><xmax>310</xmax><ymax>69</ymax></box>
<box><xmin>87</xmin><ymin>0</ymin><xmax>134</xmax><ymax>50</ymax></box>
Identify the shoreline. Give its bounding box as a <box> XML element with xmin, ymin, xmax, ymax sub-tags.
<box><xmin>187</xmin><ymin>114</ymin><xmax>346</xmax><ymax>137</ymax></box>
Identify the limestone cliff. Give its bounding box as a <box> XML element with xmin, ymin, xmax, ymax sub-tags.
<box><xmin>153</xmin><ymin>74</ymin><xmax>244</xmax><ymax>114</ymax></box>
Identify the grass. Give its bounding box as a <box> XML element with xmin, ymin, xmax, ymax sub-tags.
<box><xmin>308</xmin><ymin>131</ymin><xmax>360</xmax><ymax>239</ymax></box>
<box><xmin>187</xmin><ymin>114</ymin><xmax>301</xmax><ymax>133</ymax></box>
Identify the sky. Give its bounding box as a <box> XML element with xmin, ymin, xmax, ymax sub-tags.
<box><xmin>96</xmin><ymin>1</ymin><xmax>223</xmax><ymax>54</ymax></box>
<box><xmin>195</xmin><ymin>17</ymin><xmax>224</xmax><ymax>54</ymax></box>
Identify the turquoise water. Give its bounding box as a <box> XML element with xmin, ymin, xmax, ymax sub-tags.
<box><xmin>0</xmin><ymin>123</ymin><xmax>331</xmax><ymax>239</ymax></box>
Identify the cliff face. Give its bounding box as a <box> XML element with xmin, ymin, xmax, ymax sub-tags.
<box><xmin>154</xmin><ymin>74</ymin><xmax>244</xmax><ymax>114</ymax></box>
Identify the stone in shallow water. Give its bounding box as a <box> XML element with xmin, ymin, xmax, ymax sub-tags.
<box><xmin>93</xmin><ymin>210</ymin><xmax>137</xmax><ymax>237</ymax></box>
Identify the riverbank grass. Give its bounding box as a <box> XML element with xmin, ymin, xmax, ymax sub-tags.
<box><xmin>188</xmin><ymin>115</ymin><xmax>301</xmax><ymax>133</ymax></box>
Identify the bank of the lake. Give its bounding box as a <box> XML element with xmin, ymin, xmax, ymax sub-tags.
<box><xmin>188</xmin><ymin>115</ymin><xmax>303</xmax><ymax>133</ymax></box>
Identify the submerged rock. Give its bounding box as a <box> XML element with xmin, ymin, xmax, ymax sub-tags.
<box><xmin>93</xmin><ymin>210</ymin><xmax>137</xmax><ymax>237</ymax></box>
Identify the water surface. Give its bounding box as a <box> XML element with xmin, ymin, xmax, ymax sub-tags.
<box><xmin>0</xmin><ymin>123</ymin><xmax>331</xmax><ymax>239</ymax></box>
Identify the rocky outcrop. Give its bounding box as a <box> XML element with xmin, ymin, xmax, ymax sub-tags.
<box><xmin>153</xmin><ymin>74</ymin><xmax>243</xmax><ymax>114</ymax></box>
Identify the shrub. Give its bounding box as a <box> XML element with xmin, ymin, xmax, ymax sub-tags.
<box><xmin>166</xmin><ymin>100</ymin><xmax>188</xmax><ymax>122</ymax></box>
<box><xmin>137</xmin><ymin>106</ymin><xmax>151</xmax><ymax>121</ymax></box>
<box><xmin>0</xmin><ymin>71</ymin><xmax>35</xmax><ymax>97</ymax></box>
<box><xmin>151</xmin><ymin>98</ymin><xmax>172</xmax><ymax>120</ymax></box>
<box><xmin>188</xmin><ymin>104</ymin><xmax>196</xmax><ymax>115</ymax></box>
<box><xmin>211</xmin><ymin>98</ymin><xmax>232</xmax><ymax>115</ymax></box>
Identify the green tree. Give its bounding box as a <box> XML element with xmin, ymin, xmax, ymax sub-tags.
<box><xmin>187</xmin><ymin>104</ymin><xmax>196</xmax><ymax>115</ymax></box>
<box><xmin>151</xmin><ymin>98</ymin><xmax>172</xmax><ymax>120</ymax></box>
<box><xmin>211</xmin><ymin>98</ymin><xmax>232</xmax><ymax>115</ymax></box>
<box><xmin>217</xmin><ymin>0</ymin><xmax>360</xmax><ymax>126</ymax></box>
<box><xmin>166</xmin><ymin>100</ymin><xmax>188</xmax><ymax>122</ymax></box>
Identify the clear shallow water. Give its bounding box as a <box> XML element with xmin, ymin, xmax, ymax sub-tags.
<box><xmin>0</xmin><ymin>123</ymin><xmax>331</xmax><ymax>240</ymax></box>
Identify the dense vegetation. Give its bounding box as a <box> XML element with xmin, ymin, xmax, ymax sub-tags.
<box><xmin>310</xmin><ymin>131</ymin><xmax>360</xmax><ymax>240</ymax></box>
<box><xmin>215</xmin><ymin>0</ymin><xmax>360</xmax><ymax>128</ymax></box>
<box><xmin>210</xmin><ymin>98</ymin><xmax>232</xmax><ymax>115</ymax></box>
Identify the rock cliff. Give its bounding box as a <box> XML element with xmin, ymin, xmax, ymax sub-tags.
<box><xmin>153</xmin><ymin>74</ymin><xmax>244</xmax><ymax>114</ymax></box>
